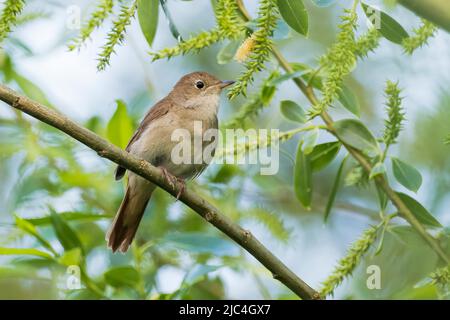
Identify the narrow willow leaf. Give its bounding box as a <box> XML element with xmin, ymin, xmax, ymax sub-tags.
<box><xmin>280</xmin><ymin>100</ymin><xmax>306</xmax><ymax>123</ymax></box>
<box><xmin>50</xmin><ymin>209</ymin><xmax>84</xmax><ymax>253</ymax></box>
<box><xmin>294</xmin><ymin>141</ymin><xmax>312</xmax><ymax>209</ymax></box>
<box><xmin>310</xmin><ymin>141</ymin><xmax>341</xmax><ymax>172</ymax></box>
<box><xmin>333</xmin><ymin>119</ymin><xmax>379</xmax><ymax>154</ymax></box>
<box><xmin>0</xmin><ymin>247</ymin><xmax>53</xmax><ymax>259</ymax></box>
<box><xmin>362</xmin><ymin>3</ymin><xmax>409</xmax><ymax>45</ymax></box>
<box><xmin>396</xmin><ymin>192</ymin><xmax>442</xmax><ymax>228</ymax></box>
<box><xmin>376</xmin><ymin>184</ymin><xmax>388</xmax><ymax>211</ymax></box>
<box><xmin>374</xmin><ymin>225</ymin><xmax>386</xmax><ymax>255</ymax></box>
<box><xmin>25</xmin><ymin>212</ymin><xmax>110</xmax><ymax>226</ymax></box>
<box><xmin>324</xmin><ymin>157</ymin><xmax>347</xmax><ymax>221</ymax></box>
<box><xmin>268</xmin><ymin>70</ymin><xmax>307</xmax><ymax>86</ymax></box>
<box><xmin>338</xmin><ymin>85</ymin><xmax>360</xmax><ymax>117</ymax></box>
<box><xmin>302</xmin><ymin>127</ymin><xmax>319</xmax><ymax>155</ymax></box>
<box><xmin>369</xmin><ymin>162</ymin><xmax>386</xmax><ymax>179</ymax></box>
<box><xmin>104</xmin><ymin>266</ymin><xmax>140</xmax><ymax>288</ymax></box>
<box><xmin>276</xmin><ymin>0</ymin><xmax>308</xmax><ymax>36</ymax></box>
<box><xmin>217</xmin><ymin>39</ymin><xmax>240</xmax><ymax>65</ymax></box>
<box><xmin>391</xmin><ymin>157</ymin><xmax>422</xmax><ymax>192</ymax></box>
<box><xmin>261</xmin><ymin>85</ymin><xmax>276</xmax><ymax>105</ymax></box>
<box><xmin>12</xmin><ymin>71</ymin><xmax>52</xmax><ymax>107</ymax></box>
<box><xmin>137</xmin><ymin>0</ymin><xmax>159</xmax><ymax>48</ymax></box>
<box><xmin>58</xmin><ymin>248</ymin><xmax>82</xmax><ymax>266</ymax></box>
<box><xmin>159</xmin><ymin>0</ymin><xmax>183</xmax><ymax>41</ymax></box>
<box><xmin>15</xmin><ymin>215</ymin><xmax>56</xmax><ymax>255</ymax></box>
<box><xmin>107</xmin><ymin>100</ymin><xmax>134</xmax><ymax>149</ymax></box>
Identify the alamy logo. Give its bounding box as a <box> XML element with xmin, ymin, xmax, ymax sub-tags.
<box><xmin>66</xmin><ymin>265</ymin><xmax>81</xmax><ymax>290</ymax></box>
<box><xmin>366</xmin><ymin>265</ymin><xmax>381</xmax><ymax>290</ymax></box>
<box><xmin>365</xmin><ymin>6</ymin><xmax>381</xmax><ymax>30</ymax></box>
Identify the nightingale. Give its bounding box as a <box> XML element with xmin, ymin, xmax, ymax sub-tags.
<box><xmin>107</xmin><ymin>71</ymin><xmax>234</xmax><ymax>253</ymax></box>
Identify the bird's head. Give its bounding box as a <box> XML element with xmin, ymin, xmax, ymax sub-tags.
<box><xmin>169</xmin><ymin>71</ymin><xmax>234</xmax><ymax>108</ymax></box>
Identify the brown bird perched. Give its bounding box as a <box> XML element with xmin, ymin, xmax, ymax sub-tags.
<box><xmin>107</xmin><ymin>71</ymin><xmax>234</xmax><ymax>252</ymax></box>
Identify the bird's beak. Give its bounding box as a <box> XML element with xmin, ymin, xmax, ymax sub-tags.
<box><xmin>219</xmin><ymin>80</ymin><xmax>235</xmax><ymax>89</ymax></box>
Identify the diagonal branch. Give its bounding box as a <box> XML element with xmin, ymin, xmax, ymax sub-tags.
<box><xmin>0</xmin><ymin>84</ymin><xmax>320</xmax><ymax>300</ymax></box>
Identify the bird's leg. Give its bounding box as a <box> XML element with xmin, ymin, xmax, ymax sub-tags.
<box><xmin>158</xmin><ymin>166</ymin><xmax>177</xmax><ymax>189</ymax></box>
<box><xmin>175</xmin><ymin>177</ymin><xmax>186</xmax><ymax>201</ymax></box>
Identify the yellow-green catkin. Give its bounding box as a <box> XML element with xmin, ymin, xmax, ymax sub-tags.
<box><xmin>320</xmin><ymin>225</ymin><xmax>378</xmax><ymax>298</ymax></box>
<box><xmin>228</xmin><ymin>0</ymin><xmax>278</xmax><ymax>99</ymax></box>
<box><xmin>431</xmin><ymin>265</ymin><xmax>450</xmax><ymax>284</ymax></box>
<box><xmin>382</xmin><ymin>80</ymin><xmax>404</xmax><ymax>146</ymax></box>
<box><xmin>0</xmin><ymin>0</ymin><xmax>26</xmax><ymax>44</ymax></box>
<box><xmin>150</xmin><ymin>0</ymin><xmax>244</xmax><ymax>61</ymax></box>
<box><xmin>97</xmin><ymin>0</ymin><xmax>138</xmax><ymax>71</ymax></box>
<box><xmin>69</xmin><ymin>0</ymin><xmax>114</xmax><ymax>51</ymax></box>
<box><xmin>403</xmin><ymin>19</ymin><xmax>437</xmax><ymax>55</ymax></box>
<box><xmin>313</xmin><ymin>7</ymin><xmax>358</xmax><ymax>117</ymax></box>
<box><xmin>354</xmin><ymin>27</ymin><xmax>381</xmax><ymax>59</ymax></box>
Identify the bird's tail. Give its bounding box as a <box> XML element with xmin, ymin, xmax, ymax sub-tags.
<box><xmin>106</xmin><ymin>183</ymin><xmax>155</xmax><ymax>253</ymax></box>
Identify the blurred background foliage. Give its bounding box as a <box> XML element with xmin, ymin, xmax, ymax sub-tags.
<box><xmin>0</xmin><ymin>0</ymin><xmax>449</xmax><ymax>299</ymax></box>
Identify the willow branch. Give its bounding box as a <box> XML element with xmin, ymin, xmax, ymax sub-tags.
<box><xmin>236</xmin><ymin>0</ymin><xmax>450</xmax><ymax>265</ymax></box>
<box><xmin>398</xmin><ymin>0</ymin><xmax>450</xmax><ymax>33</ymax></box>
<box><xmin>0</xmin><ymin>84</ymin><xmax>320</xmax><ymax>300</ymax></box>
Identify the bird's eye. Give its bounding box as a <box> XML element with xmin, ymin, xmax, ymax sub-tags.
<box><xmin>195</xmin><ymin>80</ymin><xmax>205</xmax><ymax>89</ymax></box>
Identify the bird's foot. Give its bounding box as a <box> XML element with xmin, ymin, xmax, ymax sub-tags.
<box><xmin>175</xmin><ymin>177</ymin><xmax>186</xmax><ymax>201</ymax></box>
<box><xmin>159</xmin><ymin>166</ymin><xmax>177</xmax><ymax>189</ymax></box>
<box><xmin>158</xmin><ymin>167</ymin><xmax>185</xmax><ymax>200</ymax></box>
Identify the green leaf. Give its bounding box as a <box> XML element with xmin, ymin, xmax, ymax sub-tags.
<box><xmin>376</xmin><ymin>184</ymin><xmax>388</xmax><ymax>211</ymax></box>
<box><xmin>137</xmin><ymin>0</ymin><xmax>159</xmax><ymax>48</ymax></box>
<box><xmin>15</xmin><ymin>215</ymin><xmax>56</xmax><ymax>255</ymax></box>
<box><xmin>294</xmin><ymin>141</ymin><xmax>312</xmax><ymax>209</ymax></box>
<box><xmin>162</xmin><ymin>233</ymin><xmax>238</xmax><ymax>256</ymax></box>
<box><xmin>50</xmin><ymin>209</ymin><xmax>84</xmax><ymax>253</ymax></box>
<box><xmin>106</xmin><ymin>100</ymin><xmax>134</xmax><ymax>149</ymax></box>
<box><xmin>0</xmin><ymin>247</ymin><xmax>53</xmax><ymax>259</ymax></box>
<box><xmin>280</xmin><ymin>100</ymin><xmax>306</xmax><ymax>123</ymax></box>
<box><xmin>301</xmin><ymin>127</ymin><xmax>319</xmax><ymax>155</ymax></box>
<box><xmin>362</xmin><ymin>3</ymin><xmax>409</xmax><ymax>45</ymax></box>
<box><xmin>104</xmin><ymin>266</ymin><xmax>140</xmax><ymax>288</ymax></box>
<box><xmin>310</xmin><ymin>141</ymin><xmax>341</xmax><ymax>171</ymax></box>
<box><xmin>276</xmin><ymin>0</ymin><xmax>308</xmax><ymax>36</ymax></box>
<box><xmin>217</xmin><ymin>39</ymin><xmax>240</xmax><ymax>65</ymax></box>
<box><xmin>324</xmin><ymin>157</ymin><xmax>347</xmax><ymax>222</ymax></box>
<box><xmin>159</xmin><ymin>0</ymin><xmax>183</xmax><ymax>41</ymax></box>
<box><xmin>338</xmin><ymin>85</ymin><xmax>360</xmax><ymax>117</ymax></box>
<box><xmin>369</xmin><ymin>162</ymin><xmax>386</xmax><ymax>179</ymax></box>
<box><xmin>396</xmin><ymin>192</ymin><xmax>442</xmax><ymax>228</ymax></box>
<box><xmin>25</xmin><ymin>212</ymin><xmax>110</xmax><ymax>226</ymax></box>
<box><xmin>333</xmin><ymin>119</ymin><xmax>379</xmax><ymax>154</ymax></box>
<box><xmin>261</xmin><ymin>84</ymin><xmax>276</xmax><ymax>105</ymax></box>
<box><xmin>58</xmin><ymin>248</ymin><xmax>82</xmax><ymax>266</ymax></box>
<box><xmin>268</xmin><ymin>70</ymin><xmax>307</xmax><ymax>86</ymax></box>
<box><xmin>12</xmin><ymin>71</ymin><xmax>52</xmax><ymax>106</ymax></box>
<box><xmin>392</xmin><ymin>157</ymin><xmax>422</xmax><ymax>192</ymax></box>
